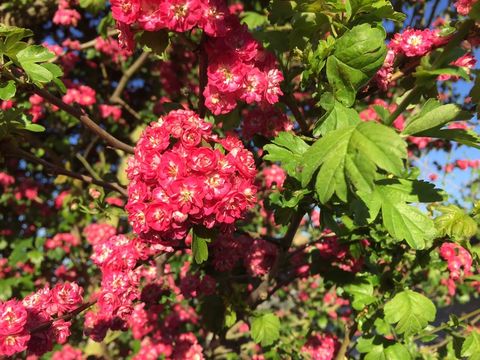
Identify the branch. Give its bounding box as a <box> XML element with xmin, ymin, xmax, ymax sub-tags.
<box><xmin>247</xmin><ymin>210</ymin><xmax>305</xmax><ymax>306</ymax></box>
<box><xmin>5</xmin><ymin>147</ymin><xmax>128</xmax><ymax>197</ymax></box>
<box><xmin>1</xmin><ymin>66</ymin><xmax>135</xmax><ymax>154</ymax></box>
<box><xmin>281</xmin><ymin>93</ymin><xmax>309</xmax><ymax>134</ymax></box>
<box><xmin>32</xmin><ymin>86</ymin><xmax>135</xmax><ymax>154</ymax></box>
<box><xmin>335</xmin><ymin>322</ymin><xmax>357</xmax><ymax>360</ymax></box>
<box><xmin>198</xmin><ymin>35</ymin><xmax>208</xmax><ymax>118</ymax></box>
<box><xmin>412</xmin><ymin>308</ymin><xmax>480</xmax><ymax>341</ymax></box>
<box><xmin>110</xmin><ymin>52</ymin><xmax>149</xmax><ymax>120</ymax></box>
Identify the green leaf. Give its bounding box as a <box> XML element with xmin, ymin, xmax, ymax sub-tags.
<box><xmin>191</xmin><ymin>229</ymin><xmax>212</xmax><ymax>264</ymax></box>
<box><xmin>241</xmin><ymin>11</ymin><xmax>268</xmax><ymax>29</ymax></box>
<box><xmin>358</xmin><ymin>182</ymin><xmax>437</xmax><ymax>249</ymax></box>
<box><xmin>0</xmin><ymin>24</ymin><xmax>33</xmax><ymax>39</ymax></box>
<box><xmin>9</xmin><ymin>238</ymin><xmax>33</xmax><ymax>265</ymax></box>
<box><xmin>0</xmin><ymin>80</ymin><xmax>16</xmax><ymax>100</ymax></box>
<box><xmin>250</xmin><ymin>313</ymin><xmax>280</xmax><ymax>347</ymax></box>
<box><xmin>79</xmin><ymin>0</ymin><xmax>106</xmax><ymax>13</ymax></box>
<box><xmin>17</xmin><ymin>45</ymin><xmax>55</xmax><ymax>63</ymax></box>
<box><xmin>327</xmin><ymin>24</ymin><xmax>387</xmax><ymax>106</ymax></box>
<box><xmin>344</xmin><ymin>277</ymin><xmax>377</xmax><ymax>310</ymax></box>
<box><xmin>314</xmin><ymin>96</ymin><xmax>361</xmax><ymax>136</ymax></box>
<box><xmin>402</xmin><ymin>99</ymin><xmax>470</xmax><ymax>135</ymax></box>
<box><xmin>264</xmin><ymin>132</ymin><xmax>309</xmax><ymax>181</ymax></box>
<box><xmin>435</xmin><ymin>205</ymin><xmax>478</xmax><ymax>240</ymax></box>
<box><xmin>413</xmin><ymin>127</ymin><xmax>480</xmax><ymax>149</ymax></box>
<box><xmin>301</xmin><ymin>122</ymin><xmax>407</xmax><ymax>203</ymax></box>
<box><xmin>224</xmin><ymin>306</ymin><xmax>237</xmax><ymax>328</ymax></box>
<box><xmin>462</xmin><ymin>331</ymin><xmax>480</xmax><ymax>360</ymax></box>
<box><xmin>24</xmin><ymin>123</ymin><xmax>46</xmax><ymax>132</ymax></box>
<box><xmin>16</xmin><ymin>45</ymin><xmax>56</xmax><ymax>83</ymax></box>
<box><xmin>384</xmin><ymin>290</ymin><xmax>436</xmax><ymax>336</ymax></box>
<box><xmin>346</xmin><ymin>0</ymin><xmax>405</xmax><ymax>23</ymax></box>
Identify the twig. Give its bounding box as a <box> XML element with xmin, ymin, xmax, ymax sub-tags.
<box><xmin>6</xmin><ymin>147</ymin><xmax>128</xmax><ymax>197</ymax></box>
<box><xmin>413</xmin><ymin>308</ymin><xmax>480</xmax><ymax>341</ymax></box>
<box><xmin>32</xmin><ymin>86</ymin><xmax>135</xmax><ymax>154</ymax></box>
<box><xmin>110</xmin><ymin>52</ymin><xmax>149</xmax><ymax>120</ymax></box>
<box><xmin>198</xmin><ymin>35</ymin><xmax>208</xmax><ymax>118</ymax></box>
<box><xmin>1</xmin><ymin>67</ymin><xmax>135</xmax><ymax>154</ymax></box>
<box><xmin>281</xmin><ymin>93</ymin><xmax>309</xmax><ymax>134</ymax></box>
<box><xmin>247</xmin><ymin>211</ymin><xmax>305</xmax><ymax>306</ymax></box>
<box><xmin>335</xmin><ymin>322</ymin><xmax>357</xmax><ymax>360</ymax></box>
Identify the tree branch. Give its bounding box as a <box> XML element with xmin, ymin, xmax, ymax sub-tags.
<box><xmin>110</xmin><ymin>52</ymin><xmax>149</xmax><ymax>120</ymax></box>
<box><xmin>247</xmin><ymin>210</ymin><xmax>305</xmax><ymax>306</ymax></box>
<box><xmin>1</xmin><ymin>66</ymin><xmax>135</xmax><ymax>154</ymax></box>
<box><xmin>32</xmin><ymin>86</ymin><xmax>135</xmax><ymax>154</ymax></box>
<box><xmin>281</xmin><ymin>93</ymin><xmax>309</xmax><ymax>134</ymax></box>
<box><xmin>198</xmin><ymin>35</ymin><xmax>208</xmax><ymax>118</ymax></box>
<box><xmin>5</xmin><ymin>147</ymin><xmax>128</xmax><ymax>197</ymax></box>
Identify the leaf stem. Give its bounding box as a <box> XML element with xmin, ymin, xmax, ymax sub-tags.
<box><xmin>413</xmin><ymin>307</ymin><xmax>480</xmax><ymax>341</ymax></box>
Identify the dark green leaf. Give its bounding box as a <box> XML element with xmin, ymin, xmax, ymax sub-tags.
<box><xmin>327</xmin><ymin>24</ymin><xmax>387</xmax><ymax>106</ymax></box>
<box><xmin>301</xmin><ymin>122</ymin><xmax>407</xmax><ymax>203</ymax></box>
<box><xmin>137</xmin><ymin>30</ymin><xmax>169</xmax><ymax>55</ymax></box>
<box><xmin>402</xmin><ymin>99</ymin><xmax>470</xmax><ymax>135</ymax></box>
<box><xmin>314</xmin><ymin>97</ymin><xmax>361</xmax><ymax>136</ymax></box>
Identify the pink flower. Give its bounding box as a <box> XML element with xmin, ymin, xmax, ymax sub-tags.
<box><xmin>0</xmin><ymin>300</ymin><xmax>28</xmax><ymax>336</ymax></box>
<box><xmin>455</xmin><ymin>0</ymin><xmax>478</xmax><ymax>15</ymax></box>
<box><xmin>244</xmin><ymin>239</ymin><xmax>278</xmax><ymax>276</ymax></box>
<box><xmin>49</xmin><ymin>282</ymin><xmax>84</xmax><ymax>315</ymax></box>
<box><xmin>111</xmin><ymin>0</ymin><xmax>140</xmax><ymax>24</ymax></box>
<box><xmin>390</xmin><ymin>28</ymin><xmax>437</xmax><ymax>57</ymax></box>
<box><xmin>301</xmin><ymin>333</ymin><xmax>339</xmax><ymax>360</ymax></box>
<box><xmin>0</xmin><ymin>331</ymin><xmax>30</xmax><ymax>356</ymax></box>
<box><xmin>53</xmin><ymin>8</ymin><xmax>81</xmax><ymax>27</ymax></box>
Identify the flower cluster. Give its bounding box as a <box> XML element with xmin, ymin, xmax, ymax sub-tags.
<box><xmin>301</xmin><ymin>333</ymin><xmax>339</xmax><ymax>360</ymax></box>
<box><xmin>62</xmin><ymin>85</ymin><xmax>97</xmax><ymax>106</ymax></box>
<box><xmin>44</xmin><ymin>232</ymin><xmax>80</xmax><ymax>253</ymax></box>
<box><xmin>373</xmin><ymin>49</ymin><xmax>396</xmax><ymax>91</ymax></box>
<box><xmin>85</xmin><ymin>235</ymin><xmax>151</xmax><ymax>342</ymax></box>
<box><xmin>99</xmin><ymin>104</ymin><xmax>122</xmax><ymax>122</ymax></box>
<box><xmin>110</xmin><ymin>1</ymin><xmax>283</xmax><ymax>114</ymax></box>
<box><xmin>440</xmin><ymin>243</ymin><xmax>473</xmax><ymax>296</ymax></box>
<box><xmin>390</xmin><ymin>28</ymin><xmax>447</xmax><ymax>57</ymax></box>
<box><xmin>242</xmin><ymin>106</ymin><xmax>293</xmax><ymax>140</ymax></box>
<box><xmin>126</xmin><ymin>109</ymin><xmax>257</xmax><ymax>245</ymax></box>
<box><xmin>111</xmin><ymin>0</ymin><xmax>229</xmax><ymax>35</ymax></box>
<box><xmin>53</xmin><ymin>0</ymin><xmax>81</xmax><ymax>27</ymax></box>
<box><xmin>204</xmin><ymin>20</ymin><xmax>284</xmax><ymax>114</ymax></box>
<box><xmin>51</xmin><ymin>344</ymin><xmax>83</xmax><ymax>360</ymax></box>
<box><xmin>95</xmin><ymin>37</ymin><xmax>130</xmax><ymax>63</ymax></box>
<box><xmin>245</xmin><ymin>239</ymin><xmax>278</xmax><ymax>276</ymax></box>
<box><xmin>83</xmin><ymin>222</ymin><xmax>117</xmax><ymax>245</ymax></box>
<box><xmin>0</xmin><ymin>282</ymin><xmax>83</xmax><ymax>357</ymax></box>
<box><xmin>262</xmin><ymin>164</ymin><xmax>287</xmax><ymax>189</ymax></box>
<box><xmin>455</xmin><ymin>0</ymin><xmax>478</xmax><ymax>15</ymax></box>
<box><xmin>440</xmin><ymin>242</ymin><xmax>473</xmax><ymax>280</ymax></box>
